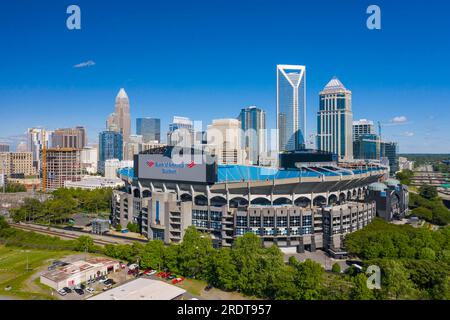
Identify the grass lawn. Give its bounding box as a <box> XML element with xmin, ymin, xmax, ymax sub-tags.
<box><xmin>177</xmin><ymin>278</ymin><xmax>206</xmax><ymax>296</ymax></box>
<box><xmin>0</xmin><ymin>245</ymin><xmax>73</xmax><ymax>300</ymax></box>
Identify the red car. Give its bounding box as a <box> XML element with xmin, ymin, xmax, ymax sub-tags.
<box><xmin>156</xmin><ymin>272</ymin><xmax>166</xmax><ymax>278</ymax></box>
<box><xmin>171</xmin><ymin>277</ymin><xmax>185</xmax><ymax>284</ymax></box>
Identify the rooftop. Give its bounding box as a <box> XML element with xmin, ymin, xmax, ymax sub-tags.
<box><xmin>88</xmin><ymin>278</ymin><xmax>186</xmax><ymax>300</ymax></box>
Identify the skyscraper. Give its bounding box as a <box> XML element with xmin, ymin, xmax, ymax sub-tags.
<box><xmin>353</xmin><ymin>119</ymin><xmax>375</xmax><ymax>141</ymax></box>
<box><xmin>136</xmin><ymin>118</ymin><xmax>161</xmax><ymax>143</ymax></box>
<box><xmin>353</xmin><ymin>134</ymin><xmax>381</xmax><ymax>160</ymax></box>
<box><xmin>317</xmin><ymin>77</ymin><xmax>353</xmax><ymax>161</ymax></box>
<box><xmin>277</xmin><ymin>65</ymin><xmax>306</xmax><ymax>152</ymax></box>
<box><xmin>51</xmin><ymin>126</ymin><xmax>87</xmax><ymax>149</ymax></box>
<box><xmin>98</xmin><ymin>131</ymin><xmax>123</xmax><ymax>175</ymax></box>
<box><xmin>27</xmin><ymin>128</ymin><xmax>51</xmax><ymax>172</ymax></box>
<box><xmin>239</xmin><ymin>106</ymin><xmax>266</xmax><ymax>165</ymax></box>
<box><xmin>42</xmin><ymin>148</ymin><xmax>81</xmax><ymax>191</ymax></box>
<box><xmin>206</xmin><ymin>119</ymin><xmax>245</xmax><ymax>165</ymax></box>
<box><xmin>106</xmin><ymin>88</ymin><xmax>131</xmax><ymax>159</ymax></box>
<box><xmin>381</xmin><ymin>141</ymin><xmax>399</xmax><ymax>176</ymax></box>
<box><xmin>167</xmin><ymin>116</ymin><xmax>194</xmax><ymax>147</ymax></box>
<box><xmin>0</xmin><ymin>144</ymin><xmax>9</xmax><ymax>152</ymax></box>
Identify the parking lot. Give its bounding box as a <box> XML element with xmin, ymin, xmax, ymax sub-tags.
<box><xmin>52</xmin><ymin>262</ymin><xmax>198</xmax><ymax>300</ymax></box>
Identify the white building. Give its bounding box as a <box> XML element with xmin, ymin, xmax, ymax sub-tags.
<box><xmin>399</xmin><ymin>157</ymin><xmax>414</xmax><ymax>171</ymax></box>
<box><xmin>40</xmin><ymin>257</ymin><xmax>120</xmax><ymax>291</ymax></box>
<box><xmin>206</xmin><ymin>118</ymin><xmax>246</xmax><ymax>165</ymax></box>
<box><xmin>104</xmin><ymin>159</ymin><xmax>133</xmax><ymax>179</ymax></box>
<box><xmin>88</xmin><ymin>278</ymin><xmax>186</xmax><ymax>300</ymax></box>
<box><xmin>353</xmin><ymin>119</ymin><xmax>376</xmax><ymax>141</ymax></box>
<box><xmin>167</xmin><ymin>116</ymin><xmax>195</xmax><ymax>147</ymax></box>
<box><xmin>80</xmin><ymin>146</ymin><xmax>98</xmax><ymax>174</ymax></box>
<box><xmin>64</xmin><ymin>176</ymin><xmax>125</xmax><ymax>190</ymax></box>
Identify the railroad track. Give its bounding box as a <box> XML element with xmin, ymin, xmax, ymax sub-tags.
<box><xmin>10</xmin><ymin>223</ymin><xmax>122</xmax><ymax>246</ymax></box>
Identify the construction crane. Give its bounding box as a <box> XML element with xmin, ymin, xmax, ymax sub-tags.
<box><xmin>378</xmin><ymin>121</ymin><xmax>382</xmax><ymax>141</ymax></box>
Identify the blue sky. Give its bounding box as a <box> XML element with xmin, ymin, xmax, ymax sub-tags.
<box><xmin>0</xmin><ymin>0</ymin><xmax>449</xmax><ymax>153</ymax></box>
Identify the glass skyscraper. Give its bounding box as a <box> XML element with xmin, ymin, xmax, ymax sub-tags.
<box><xmin>98</xmin><ymin>131</ymin><xmax>123</xmax><ymax>174</ymax></box>
<box><xmin>276</xmin><ymin>65</ymin><xmax>306</xmax><ymax>152</ymax></box>
<box><xmin>239</xmin><ymin>106</ymin><xmax>266</xmax><ymax>165</ymax></box>
<box><xmin>381</xmin><ymin>141</ymin><xmax>399</xmax><ymax>176</ymax></box>
<box><xmin>353</xmin><ymin>134</ymin><xmax>380</xmax><ymax>160</ymax></box>
<box><xmin>136</xmin><ymin>118</ymin><xmax>161</xmax><ymax>143</ymax></box>
<box><xmin>317</xmin><ymin>77</ymin><xmax>353</xmax><ymax>161</ymax></box>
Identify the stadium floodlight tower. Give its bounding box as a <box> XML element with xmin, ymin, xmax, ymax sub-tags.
<box><xmin>276</xmin><ymin>65</ymin><xmax>306</xmax><ymax>153</ymax></box>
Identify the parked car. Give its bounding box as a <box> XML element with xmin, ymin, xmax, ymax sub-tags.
<box><xmin>128</xmin><ymin>263</ymin><xmax>139</xmax><ymax>270</ymax></box>
<box><xmin>74</xmin><ymin>288</ymin><xmax>84</xmax><ymax>295</ymax></box>
<box><xmin>86</xmin><ymin>287</ymin><xmax>95</xmax><ymax>294</ymax></box>
<box><xmin>104</xmin><ymin>279</ymin><xmax>116</xmax><ymax>286</ymax></box>
<box><xmin>204</xmin><ymin>284</ymin><xmax>213</xmax><ymax>292</ymax></box>
<box><xmin>62</xmin><ymin>287</ymin><xmax>72</xmax><ymax>294</ymax></box>
<box><xmin>171</xmin><ymin>277</ymin><xmax>185</xmax><ymax>284</ymax></box>
<box><xmin>120</xmin><ymin>263</ymin><xmax>126</xmax><ymax>269</ymax></box>
<box><xmin>98</xmin><ymin>277</ymin><xmax>108</xmax><ymax>283</ymax></box>
<box><xmin>143</xmin><ymin>269</ymin><xmax>156</xmax><ymax>275</ymax></box>
<box><xmin>168</xmin><ymin>275</ymin><xmax>176</xmax><ymax>280</ymax></box>
<box><xmin>57</xmin><ymin>289</ymin><xmax>67</xmax><ymax>296</ymax></box>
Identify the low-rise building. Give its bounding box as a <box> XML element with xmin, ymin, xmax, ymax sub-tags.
<box><xmin>0</xmin><ymin>152</ymin><xmax>35</xmax><ymax>177</ymax></box>
<box><xmin>88</xmin><ymin>278</ymin><xmax>186</xmax><ymax>300</ymax></box>
<box><xmin>64</xmin><ymin>176</ymin><xmax>125</xmax><ymax>190</ymax></box>
<box><xmin>40</xmin><ymin>257</ymin><xmax>120</xmax><ymax>291</ymax></box>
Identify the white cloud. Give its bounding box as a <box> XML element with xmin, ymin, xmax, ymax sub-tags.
<box><xmin>401</xmin><ymin>131</ymin><xmax>414</xmax><ymax>137</ymax></box>
<box><xmin>391</xmin><ymin>116</ymin><xmax>408</xmax><ymax>124</ymax></box>
<box><xmin>73</xmin><ymin>60</ymin><xmax>96</xmax><ymax>68</ymax></box>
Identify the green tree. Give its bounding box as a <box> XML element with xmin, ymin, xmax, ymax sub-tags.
<box><xmin>350</xmin><ymin>273</ymin><xmax>375</xmax><ymax>300</ymax></box>
<box><xmin>417</xmin><ymin>247</ymin><xmax>436</xmax><ymax>260</ymax></box>
<box><xmin>419</xmin><ymin>185</ymin><xmax>438</xmax><ymax>200</ymax></box>
<box><xmin>75</xmin><ymin>236</ymin><xmax>95</xmax><ymax>252</ymax></box>
<box><xmin>411</xmin><ymin>207</ymin><xmax>433</xmax><ymax>221</ymax></box>
<box><xmin>141</xmin><ymin>240</ymin><xmax>165</xmax><ymax>270</ymax></box>
<box><xmin>331</xmin><ymin>263</ymin><xmax>341</xmax><ymax>273</ymax></box>
<box><xmin>177</xmin><ymin>227</ymin><xmax>213</xmax><ymax>278</ymax></box>
<box><xmin>206</xmin><ymin>248</ymin><xmax>238</xmax><ymax>291</ymax></box>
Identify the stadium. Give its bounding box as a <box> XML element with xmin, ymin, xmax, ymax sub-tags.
<box><xmin>112</xmin><ymin>147</ymin><xmax>398</xmax><ymax>255</ymax></box>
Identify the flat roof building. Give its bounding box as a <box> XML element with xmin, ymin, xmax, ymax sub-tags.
<box><xmin>40</xmin><ymin>257</ymin><xmax>120</xmax><ymax>291</ymax></box>
<box><xmin>88</xmin><ymin>278</ymin><xmax>186</xmax><ymax>300</ymax></box>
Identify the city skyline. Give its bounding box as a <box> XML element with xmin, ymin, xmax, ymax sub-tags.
<box><xmin>0</xmin><ymin>1</ymin><xmax>449</xmax><ymax>153</ymax></box>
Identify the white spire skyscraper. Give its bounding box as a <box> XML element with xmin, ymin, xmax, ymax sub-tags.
<box><xmin>276</xmin><ymin>65</ymin><xmax>306</xmax><ymax>152</ymax></box>
<box><xmin>106</xmin><ymin>88</ymin><xmax>132</xmax><ymax>159</ymax></box>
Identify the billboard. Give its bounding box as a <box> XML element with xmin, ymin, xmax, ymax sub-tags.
<box><xmin>136</xmin><ymin>153</ymin><xmax>217</xmax><ymax>184</ymax></box>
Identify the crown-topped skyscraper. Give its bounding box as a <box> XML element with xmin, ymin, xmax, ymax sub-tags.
<box><xmin>317</xmin><ymin>77</ymin><xmax>353</xmax><ymax>161</ymax></box>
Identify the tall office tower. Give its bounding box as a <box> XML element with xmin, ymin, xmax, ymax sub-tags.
<box><xmin>80</xmin><ymin>146</ymin><xmax>98</xmax><ymax>174</ymax></box>
<box><xmin>136</xmin><ymin>118</ymin><xmax>161</xmax><ymax>143</ymax></box>
<box><xmin>277</xmin><ymin>65</ymin><xmax>306</xmax><ymax>152</ymax></box>
<box><xmin>106</xmin><ymin>88</ymin><xmax>131</xmax><ymax>159</ymax></box>
<box><xmin>41</xmin><ymin>148</ymin><xmax>81</xmax><ymax>191</ymax></box>
<box><xmin>353</xmin><ymin>119</ymin><xmax>375</xmax><ymax>141</ymax></box>
<box><xmin>0</xmin><ymin>152</ymin><xmax>35</xmax><ymax>177</ymax></box>
<box><xmin>0</xmin><ymin>144</ymin><xmax>9</xmax><ymax>152</ymax></box>
<box><xmin>317</xmin><ymin>77</ymin><xmax>353</xmax><ymax>161</ymax></box>
<box><xmin>206</xmin><ymin>119</ymin><xmax>246</xmax><ymax>165</ymax></box>
<box><xmin>381</xmin><ymin>141</ymin><xmax>399</xmax><ymax>176</ymax></box>
<box><xmin>239</xmin><ymin>106</ymin><xmax>266</xmax><ymax>165</ymax></box>
<box><xmin>51</xmin><ymin>126</ymin><xmax>87</xmax><ymax>149</ymax></box>
<box><xmin>27</xmin><ymin>128</ymin><xmax>51</xmax><ymax>172</ymax></box>
<box><xmin>167</xmin><ymin>116</ymin><xmax>195</xmax><ymax>147</ymax></box>
<box><xmin>98</xmin><ymin>131</ymin><xmax>123</xmax><ymax>175</ymax></box>
<box><xmin>125</xmin><ymin>134</ymin><xmax>143</xmax><ymax>161</ymax></box>
<box><xmin>353</xmin><ymin>134</ymin><xmax>381</xmax><ymax>160</ymax></box>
